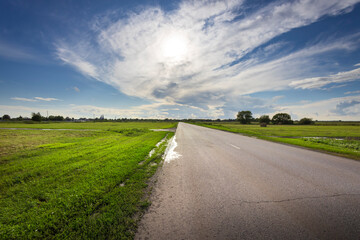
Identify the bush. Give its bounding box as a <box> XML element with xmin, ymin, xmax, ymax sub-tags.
<box><xmin>299</xmin><ymin>117</ymin><xmax>314</xmax><ymax>125</ymax></box>
<box><xmin>272</xmin><ymin>113</ymin><xmax>293</xmax><ymax>125</ymax></box>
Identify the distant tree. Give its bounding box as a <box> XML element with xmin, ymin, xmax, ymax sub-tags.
<box><xmin>31</xmin><ymin>112</ymin><xmax>42</xmax><ymax>122</ymax></box>
<box><xmin>237</xmin><ymin>111</ymin><xmax>253</xmax><ymax>124</ymax></box>
<box><xmin>259</xmin><ymin>115</ymin><xmax>271</xmax><ymax>124</ymax></box>
<box><xmin>2</xmin><ymin>114</ymin><xmax>10</xmax><ymax>120</ymax></box>
<box><xmin>299</xmin><ymin>117</ymin><xmax>314</xmax><ymax>125</ymax></box>
<box><xmin>48</xmin><ymin>115</ymin><xmax>64</xmax><ymax>121</ymax></box>
<box><xmin>17</xmin><ymin>116</ymin><xmax>23</xmax><ymax>121</ymax></box>
<box><xmin>272</xmin><ymin>113</ymin><xmax>293</xmax><ymax>125</ymax></box>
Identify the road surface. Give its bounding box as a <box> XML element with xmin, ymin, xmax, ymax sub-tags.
<box><xmin>136</xmin><ymin>122</ymin><xmax>360</xmax><ymax>239</ymax></box>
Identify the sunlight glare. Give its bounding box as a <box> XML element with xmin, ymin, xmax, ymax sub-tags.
<box><xmin>161</xmin><ymin>33</ymin><xmax>188</xmax><ymax>61</ymax></box>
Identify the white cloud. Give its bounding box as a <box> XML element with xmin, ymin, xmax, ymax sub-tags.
<box><xmin>56</xmin><ymin>47</ymin><xmax>99</xmax><ymax>79</ymax></box>
<box><xmin>276</xmin><ymin>95</ymin><xmax>360</xmax><ymax>120</ymax></box>
<box><xmin>0</xmin><ymin>105</ymin><xmax>40</xmax><ymax>118</ymax></box>
<box><xmin>69</xmin><ymin>102</ymin><xmax>174</xmax><ymax>119</ymax></box>
<box><xmin>289</xmin><ymin>67</ymin><xmax>360</xmax><ymax>89</ymax></box>
<box><xmin>11</xmin><ymin>97</ymin><xmax>60</xmax><ymax>102</ymax></box>
<box><xmin>11</xmin><ymin>97</ymin><xmax>38</xmax><ymax>102</ymax></box>
<box><xmin>34</xmin><ymin>97</ymin><xmax>60</xmax><ymax>101</ymax></box>
<box><xmin>272</xmin><ymin>96</ymin><xmax>284</xmax><ymax>102</ymax></box>
<box><xmin>345</xmin><ymin>90</ymin><xmax>360</xmax><ymax>95</ymax></box>
<box><xmin>41</xmin><ymin>97</ymin><xmax>60</xmax><ymax>101</ymax></box>
<box><xmin>55</xmin><ymin>0</ymin><xmax>360</xmax><ymax>118</ymax></box>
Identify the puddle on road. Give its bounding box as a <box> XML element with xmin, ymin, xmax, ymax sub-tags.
<box><xmin>164</xmin><ymin>136</ymin><xmax>181</xmax><ymax>163</ymax></box>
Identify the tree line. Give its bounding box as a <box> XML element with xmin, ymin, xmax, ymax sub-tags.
<box><xmin>237</xmin><ymin>111</ymin><xmax>314</xmax><ymax>125</ymax></box>
<box><xmin>0</xmin><ymin>113</ymin><xmax>179</xmax><ymax>122</ymax></box>
<box><xmin>1</xmin><ymin>113</ymin><xmax>72</xmax><ymax>122</ymax></box>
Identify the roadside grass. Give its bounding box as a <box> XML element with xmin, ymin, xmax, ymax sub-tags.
<box><xmin>193</xmin><ymin>122</ymin><xmax>360</xmax><ymax>160</ymax></box>
<box><xmin>0</xmin><ymin>126</ymin><xmax>174</xmax><ymax>239</ymax></box>
<box><xmin>0</xmin><ymin>121</ymin><xmax>178</xmax><ymax>130</ymax></box>
<box><xmin>0</xmin><ymin>129</ymin><xmax>103</xmax><ymax>158</ymax></box>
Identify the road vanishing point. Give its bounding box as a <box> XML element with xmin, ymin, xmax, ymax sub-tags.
<box><xmin>136</xmin><ymin>122</ymin><xmax>360</xmax><ymax>239</ymax></box>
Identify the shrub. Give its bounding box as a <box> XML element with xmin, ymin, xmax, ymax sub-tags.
<box><xmin>299</xmin><ymin>117</ymin><xmax>314</xmax><ymax>125</ymax></box>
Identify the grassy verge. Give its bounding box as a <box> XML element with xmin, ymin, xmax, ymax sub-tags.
<box><xmin>192</xmin><ymin>122</ymin><xmax>360</xmax><ymax>160</ymax></box>
<box><xmin>0</xmin><ymin>126</ymin><xmax>174</xmax><ymax>239</ymax></box>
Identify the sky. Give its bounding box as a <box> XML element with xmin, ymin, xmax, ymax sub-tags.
<box><xmin>1</xmin><ymin>0</ymin><xmax>360</xmax><ymax>120</ymax></box>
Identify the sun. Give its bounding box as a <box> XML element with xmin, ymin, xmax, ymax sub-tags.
<box><xmin>161</xmin><ymin>32</ymin><xmax>188</xmax><ymax>61</ymax></box>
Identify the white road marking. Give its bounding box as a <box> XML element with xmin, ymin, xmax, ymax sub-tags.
<box><xmin>230</xmin><ymin>144</ymin><xmax>240</xmax><ymax>149</ymax></box>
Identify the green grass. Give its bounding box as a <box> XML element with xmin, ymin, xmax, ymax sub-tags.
<box><xmin>0</xmin><ymin>124</ymin><xmax>174</xmax><ymax>239</ymax></box>
<box><xmin>193</xmin><ymin>122</ymin><xmax>360</xmax><ymax>160</ymax></box>
<box><xmin>0</xmin><ymin>121</ymin><xmax>177</xmax><ymax>130</ymax></box>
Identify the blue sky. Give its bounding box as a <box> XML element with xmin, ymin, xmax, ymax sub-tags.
<box><xmin>1</xmin><ymin>0</ymin><xmax>360</xmax><ymax>120</ymax></box>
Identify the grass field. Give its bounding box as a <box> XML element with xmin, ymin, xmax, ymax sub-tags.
<box><xmin>0</xmin><ymin>121</ymin><xmax>177</xmax><ymax>130</ymax></box>
<box><xmin>0</xmin><ymin>122</ymin><xmax>175</xmax><ymax>239</ymax></box>
<box><xmin>193</xmin><ymin>122</ymin><xmax>360</xmax><ymax>160</ymax></box>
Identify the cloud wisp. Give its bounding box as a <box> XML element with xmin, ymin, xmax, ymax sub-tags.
<box><xmin>55</xmin><ymin>0</ymin><xmax>360</xmax><ymax>118</ymax></box>
<box><xmin>0</xmin><ymin>41</ymin><xmax>37</xmax><ymax>61</ymax></box>
<box><xmin>11</xmin><ymin>97</ymin><xmax>38</xmax><ymax>102</ymax></box>
<box><xmin>290</xmin><ymin>67</ymin><xmax>360</xmax><ymax>89</ymax></box>
<box><xmin>11</xmin><ymin>97</ymin><xmax>60</xmax><ymax>102</ymax></box>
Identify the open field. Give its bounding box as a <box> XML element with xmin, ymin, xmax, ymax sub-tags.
<box><xmin>0</xmin><ymin>121</ymin><xmax>177</xmax><ymax>130</ymax></box>
<box><xmin>0</xmin><ymin>122</ymin><xmax>175</xmax><ymax>239</ymax></box>
<box><xmin>193</xmin><ymin>122</ymin><xmax>360</xmax><ymax>160</ymax></box>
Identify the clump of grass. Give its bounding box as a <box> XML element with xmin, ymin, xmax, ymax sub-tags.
<box><xmin>302</xmin><ymin>138</ymin><xmax>360</xmax><ymax>151</ymax></box>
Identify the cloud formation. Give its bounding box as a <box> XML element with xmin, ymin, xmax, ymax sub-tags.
<box><xmin>290</xmin><ymin>67</ymin><xmax>360</xmax><ymax>89</ymax></box>
<box><xmin>56</xmin><ymin>0</ymin><xmax>360</xmax><ymax>118</ymax></box>
<box><xmin>11</xmin><ymin>97</ymin><xmax>60</xmax><ymax>102</ymax></box>
<box><xmin>34</xmin><ymin>97</ymin><xmax>60</xmax><ymax>101</ymax></box>
<box><xmin>11</xmin><ymin>97</ymin><xmax>37</xmax><ymax>102</ymax></box>
<box><xmin>279</xmin><ymin>95</ymin><xmax>360</xmax><ymax>120</ymax></box>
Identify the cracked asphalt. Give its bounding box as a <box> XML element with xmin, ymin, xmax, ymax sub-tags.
<box><xmin>136</xmin><ymin>122</ymin><xmax>360</xmax><ymax>239</ymax></box>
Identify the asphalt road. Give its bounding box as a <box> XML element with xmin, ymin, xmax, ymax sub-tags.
<box><xmin>136</xmin><ymin>122</ymin><xmax>360</xmax><ymax>239</ymax></box>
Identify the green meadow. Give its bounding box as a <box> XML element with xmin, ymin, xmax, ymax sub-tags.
<box><xmin>194</xmin><ymin>122</ymin><xmax>360</xmax><ymax>160</ymax></box>
<box><xmin>0</xmin><ymin>121</ymin><xmax>177</xmax><ymax>130</ymax></box>
<box><xmin>0</xmin><ymin>122</ymin><xmax>176</xmax><ymax>239</ymax></box>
